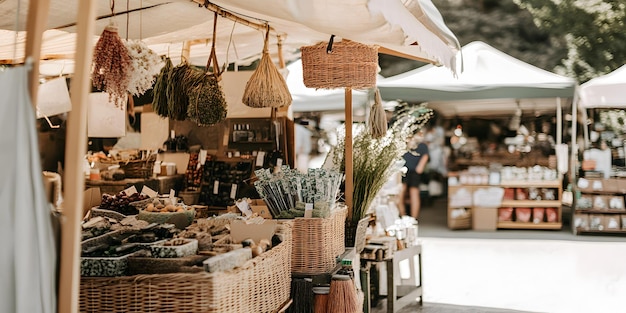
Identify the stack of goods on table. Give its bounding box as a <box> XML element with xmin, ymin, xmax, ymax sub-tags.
<box><xmin>80</xmin><ymin>188</ymin><xmax>293</xmax><ymax>313</ymax></box>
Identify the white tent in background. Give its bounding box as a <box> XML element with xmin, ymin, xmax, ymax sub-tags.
<box><xmin>579</xmin><ymin>64</ymin><xmax>626</xmax><ymax>109</ymax></box>
<box><xmin>377</xmin><ymin>41</ymin><xmax>576</xmax><ymax>118</ymax></box>
<box><xmin>286</xmin><ymin>59</ymin><xmax>369</xmax><ymax>113</ymax></box>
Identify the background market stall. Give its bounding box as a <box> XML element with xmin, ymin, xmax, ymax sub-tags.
<box><xmin>377</xmin><ymin>41</ymin><xmax>577</xmax><ymax>231</ymax></box>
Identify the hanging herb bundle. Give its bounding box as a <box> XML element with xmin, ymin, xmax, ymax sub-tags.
<box><xmin>242</xmin><ymin>27</ymin><xmax>292</xmax><ymax>108</ymax></box>
<box><xmin>125</xmin><ymin>39</ymin><xmax>164</xmax><ymax>97</ymax></box>
<box><xmin>91</xmin><ymin>25</ymin><xmax>132</xmax><ymax>109</ymax></box>
<box><xmin>187</xmin><ymin>12</ymin><xmax>228</xmax><ymax>126</ymax></box>
<box><xmin>369</xmin><ymin>88</ymin><xmax>388</xmax><ymax>139</ymax></box>
<box><xmin>187</xmin><ymin>74</ymin><xmax>227</xmax><ymax>126</ymax></box>
<box><xmin>152</xmin><ymin>57</ymin><xmax>173</xmax><ymax>118</ymax></box>
<box><xmin>167</xmin><ymin>62</ymin><xmax>203</xmax><ymax>120</ymax></box>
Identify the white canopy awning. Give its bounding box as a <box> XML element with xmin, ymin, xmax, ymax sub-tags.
<box><xmin>579</xmin><ymin>64</ymin><xmax>626</xmax><ymax>109</ymax></box>
<box><xmin>1</xmin><ymin>0</ymin><xmax>461</xmax><ymax>75</ymax></box>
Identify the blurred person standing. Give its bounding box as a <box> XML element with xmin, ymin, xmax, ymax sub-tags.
<box><xmin>400</xmin><ymin>131</ymin><xmax>429</xmax><ymax>218</ymax></box>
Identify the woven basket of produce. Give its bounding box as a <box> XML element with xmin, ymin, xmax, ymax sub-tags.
<box><xmin>80</xmin><ymin>223</ymin><xmax>292</xmax><ymax>313</ymax></box>
<box><xmin>301</xmin><ymin>38</ymin><xmax>378</xmax><ymax>89</ymax></box>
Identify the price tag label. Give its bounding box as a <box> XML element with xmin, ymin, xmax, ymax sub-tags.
<box><xmin>304</xmin><ymin>203</ymin><xmax>313</xmax><ymax>218</ymax></box>
<box><xmin>276</xmin><ymin>158</ymin><xmax>283</xmax><ymax>167</ymax></box>
<box><xmin>199</xmin><ymin>149</ymin><xmax>207</xmax><ymax>166</ymax></box>
<box><xmin>230</xmin><ymin>184</ymin><xmax>238</xmax><ymax>199</ymax></box>
<box><xmin>256</xmin><ymin>151</ymin><xmax>265</xmax><ymax>167</ymax></box>
<box><xmin>123</xmin><ymin>186</ymin><xmax>138</xmax><ymax>196</ymax></box>
<box><xmin>213</xmin><ymin>181</ymin><xmax>219</xmax><ymax>194</ymax></box>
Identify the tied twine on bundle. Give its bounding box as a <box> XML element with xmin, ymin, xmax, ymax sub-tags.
<box><xmin>242</xmin><ymin>25</ymin><xmax>292</xmax><ymax>108</ymax></box>
<box><xmin>91</xmin><ymin>25</ymin><xmax>132</xmax><ymax>109</ymax></box>
<box><xmin>186</xmin><ymin>12</ymin><xmax>228</xmax><ymax>126</ymax></box>
<box><xmin>369</xmin><ymin>88</ymin><xmax>387</xmax><ymax>139</ymax></box>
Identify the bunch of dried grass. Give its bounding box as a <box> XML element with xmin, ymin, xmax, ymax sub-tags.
<box><xmin>369</xmin><ymin>88</ymin><xmax>387</xmax><ymax>139</ymax></box>
<box><xmin>152</xmin><ymin>57</ymin><xmax>173</xmax><ymax>118</ymax></box>
<box><xmin>91</xmin><ymin>25</ymin><xmax>131</xmax><ymax>109</ymax></box>
<box><xmin>242</xmin><ymin>28</ymin><xmax>292</xmax><ymax>108</ymax></box>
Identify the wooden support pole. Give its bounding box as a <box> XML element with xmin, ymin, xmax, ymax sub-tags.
<box><xmin>58</xmin><ymin>1</ymin><xmax>97</xmax><ymax>312</ymax></box>
<box><xmin>24</xmin><ymin>0</ymin><xmax>51</xmax><ymax>106</ymax></box>
<box><xmin>556</xmin><ymin>97</ymin><xmax>562</xmax><ymax>145</ymax></box>
<box><xmin>345</xmin><ymin>87</ymin><xmax>354</xmax><ymax>220</ymax></box>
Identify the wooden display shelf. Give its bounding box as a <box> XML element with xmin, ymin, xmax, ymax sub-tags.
<box><xmin>497</xmin><ymin>221</ymin><xmax>562</xmax><ymax>230</ymax></box>
<box><xmin>576</xmin><ymin>229</ymin><xmax>626</xmax><ymax>235</ymax></box>
<box><xmin>499</xmin><ymin>180</ymin><xmax>561</xmax><ymax>188</ymax></box>
<box><xmin>500</xmin><ymin>200</ymin><xmax>561</xmax><ymax>207</ymax></box>
<box><xmin>575</xmin><ymin>209</ymin><xmax>626</xmax><ymax>214</ymax></box>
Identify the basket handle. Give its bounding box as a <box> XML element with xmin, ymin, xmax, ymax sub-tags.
<box><xmin>206</xmin><ymin>11</ymin><xmax>224</xmax><ymax>81</ymax></box>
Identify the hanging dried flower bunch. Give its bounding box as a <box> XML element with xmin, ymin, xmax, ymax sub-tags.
<box><xmin>242</xmin><ymin>27</ymin><xmax>292</xmax><ymax>108</ymax></box>
<box><xmin>187</xmin><ymin>74</ymin><xmax>227</xmax><ymax>126</ymax></box>
<box><xmin>125</xmin><ymin>39</ymin><xmax>164</xmax><ymax>97</ymax></box>
<box><xmin>369</xmin><ymin>88</ymin><xmax>388</xmax><ymax>139</ymax></box>
<box><xmin>152</xmin><ymin>57</ymin><xmax>173</xmax><ymax>118</ymax></box>
<box><xmin>167</xmin><ymin>62</ymin><xmax>203</xmax><ymax>121</ymax></box>
<box><xmin>91</xmin><ymin>25</ymin><xmax>132</xmax><ymax>109</ymax></box>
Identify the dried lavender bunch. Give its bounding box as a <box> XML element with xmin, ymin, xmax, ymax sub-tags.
<box><xmin>187</xmin><ymin>74</ymin><xmax>227</xmax><ymax>127</ymax></box>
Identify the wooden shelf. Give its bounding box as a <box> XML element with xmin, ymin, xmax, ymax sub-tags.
<box><xmin>579</xmin><ymin>190</ymin><xmax>626</xmax><ymax>195</ymax></box>
<box><xmin>500</xmin><ymin>200</ymin><xmax>561</xmax><ymax>207</ymax></box>
<box><xmin>497</xmin><ymin>221</ymin><xmax>562</xmax><ymax>230</ymax></box>
<box><xmin>499</xmin><ymin>180</ymin><xmax>561</xmax><ymax>188</ymax></box>
<box><xmin>575</xmin><ymin>209</ymin><xmax>626</xmax><ymax>214</ymax></box>
<box><xmin>576</xmin><ymin>229</ymin><xmax>626</xmax><ymax>235</ymax></box>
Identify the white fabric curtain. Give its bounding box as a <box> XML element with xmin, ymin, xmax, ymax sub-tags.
<box><xmin>0</xmin><ymin>65</ymin><xmax>57</xmax><ymax>313</ymax></box>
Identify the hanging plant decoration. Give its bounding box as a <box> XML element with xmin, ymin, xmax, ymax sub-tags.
<box><xmin>152</xmin><ymin>57</ymin><xmax>173</xmax><ymax>118</ymax></box>
<box><xmin>167</xmin><ymin>62</ymin><xmax>203</xmax><ymax>121</ymax></box>
<box><xmin>187</xmin><ymin>12</ymin><xmax>228</xmax><ymax>126</ymax></box>
<box><xmin>369</xmin><ymin>88</ymin><xmax>388</xmax><ymax>139</ymax></box>
<box><xmin>91</xmin><ymin>25</ymin><xmax>132</xmax><ymax>109</ymax></box>
<box><xmin>125</xmin><ymin>39</ymin><xmax>164</xmax><ymax>97</ymax></box>
<box><xmin>242</xmin><ymin>26</ymin><xmax>292</xmax><ymax>108</ymax></box>
<box><xmin>187</xmin><ymin>74</ymin><xmax>228</xmax><ymax>127</ymax></box>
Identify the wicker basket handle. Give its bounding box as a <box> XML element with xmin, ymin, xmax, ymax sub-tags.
<box><xmin>206</xmin><ymin>12</ymin><xmax>224</xmax><ymax>81</ymax></box>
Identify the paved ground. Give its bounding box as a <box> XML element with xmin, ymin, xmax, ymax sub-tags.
<box><xmin>368</xmin><ymin>196</ymin><xmax>626</xmax><ymax>313</ymax></box>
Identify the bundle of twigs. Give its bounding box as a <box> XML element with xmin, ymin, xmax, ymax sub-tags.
<box><xmin>91</xmin><ymin>25</ymin><xmax>132</xmax><ymax>109</ymax></box>
<box><xmin>242</xmin><ymin>26</ymin><xmax>292</xmax><ymax>108</ymax></box>
<box><xmin>369</xmin><ymin>88</ymin><xmax>387</xmax><ymax>139</ymax></box>
<box><xmin>151</xmin><ymin>57</ymin><xmax>173</xmax><ymax>118</ymax></box>
<box><xmin>326</xmin><ymin>275</ymin><xmax>359</xmax><ymax>313</ymax></box>
<box><xmin>187</xmin><ymin>13</ymin><xmax>228</xmax><ymax>126</ymax></box>
<box><xmin>187</xmin><ymin>73</ymin><xmax>227</xmax><ymax>126</ymax></box>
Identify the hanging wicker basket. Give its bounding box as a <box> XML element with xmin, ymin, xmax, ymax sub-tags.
<box><xmin>301</xmin><ymin>39</ymin><xmax>378</xmax><ymax>89</ymax></box>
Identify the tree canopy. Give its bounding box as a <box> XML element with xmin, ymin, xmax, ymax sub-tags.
<box><xmin>514</xmin><ymin>0</ymin><xmax>626</xmax><ymax>83</ymax></box>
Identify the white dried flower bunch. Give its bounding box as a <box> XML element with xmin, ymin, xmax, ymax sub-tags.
<box><xmin>125</xmin><ymin>39</ymin><xmax>164</xmax><ymax>97</ymax></box>
<box><xmin>327</xmin><ymin>102</ymin><xmax>433</xmax><ymax>223</ymax></box>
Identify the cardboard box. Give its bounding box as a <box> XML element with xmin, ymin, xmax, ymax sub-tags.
<box><xmin>229</xmin><ymin>219</ymin><xmax>277</xmax><ymax>244</ymax></box>
<box><xmin>472</xmin><ymin>206</ymin><xmax>497</xmax><ymax>231</ymax></box>
<box><xmin>83</xmin><ymin>187</ymin><xmax>102</xmax><ymax>216</ymax></box>
<box><xmin>249</xmin><ymin>199</ymin><xmax>272</xmax><ymax>219</ymax></box>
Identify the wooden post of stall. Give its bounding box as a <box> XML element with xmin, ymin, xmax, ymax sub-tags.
<box><xmin>24</xmin><ymin>0</ymin><xmax>51</xmax><ymax>105</ymax></box>
<box><xmin>345</xmin><ymin>88</ymin><xmax>353</xmax><ymax>220</ymax></box>
<box><xmin>556</xmin><ymin>97</ymin><xmax>562</xmax><ymax>145</ymax></box>
<box><xmin>58</xmin><ymin>1</ymin><xmax>97</xmax><ymax>312</ymax></box>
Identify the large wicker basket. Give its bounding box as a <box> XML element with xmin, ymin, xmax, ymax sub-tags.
<box><xmin>290</xmin><ymin>205</ymin><xmax>347</xmax><ymax>276</ymax></box>
<box><xmin>80</xmin><ymin>224</ymin><xmax>292</xmax><ymax>313</ymax></box>
<box><xmin>301</xmin><ymin>40</ymin><xmax>378</xmax><ymax>89</ymax></box>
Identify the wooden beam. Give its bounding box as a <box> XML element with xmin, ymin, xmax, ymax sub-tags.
<box><xmin>345</xmin><ymin>88</ymin><xmax>354</xmax><ymax>220</ymax></box>
<box><xmin>378</xmin><ymin>46</ymin><xmax>436</xmax><ymax>64</ymax></box>
<box><xmin>192</xmin><ymin>0</ymin><xmax>286</xmax><ymax>38</ymax></box>
<box><xmin>58</xmin><ymin>1</ymin><xmax>97</xmax><ymax>312</ymax></box>
<box><xmin>24</xmin><ymin>0</ymin><xmax>51</xmax><ymax>107</ymax></box>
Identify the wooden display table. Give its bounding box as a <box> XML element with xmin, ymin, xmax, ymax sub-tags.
<box><xmin>361</xmin><ymin>244</ymin><xmax>423</xmax><ymax>313</ymax></box>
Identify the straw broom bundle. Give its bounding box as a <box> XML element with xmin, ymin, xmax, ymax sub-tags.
<box><xmin>369</xmin><ymin>88</ymin><xmax>387</xmax><ymax>139</ymax></box>
<box><xmin>91</xmin><ymin>25</ymin><xmax>132</xmax><ymax>109</ymax></box>
<box><xmin>242</xmin><ymin>27</ymin><xmax>292</xmax><ymax>108</ymax></box>
<box><xmin>327</xmin><ymin>275</ymin><xmax>359</xmax><ymax>313</ymax></box>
